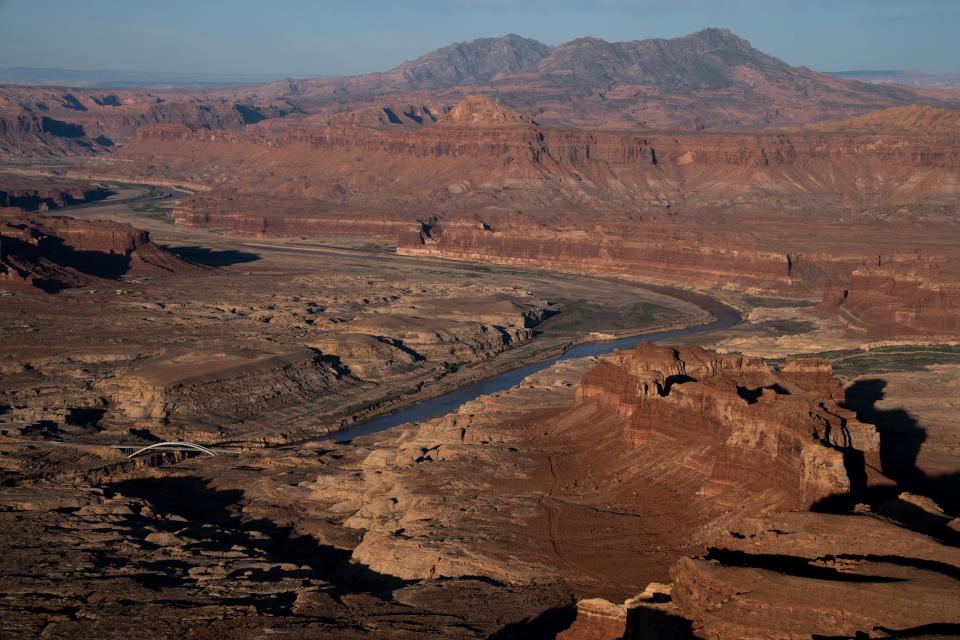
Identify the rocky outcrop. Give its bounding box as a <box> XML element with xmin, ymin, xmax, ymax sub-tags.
<box><xmin>0</xmin><ymin>452</ymin><xmax>574</xmax><ymax>639</ymax></box>
<box><xmin>99</xmin><ymin>349</ymin><xmax>349</xmax><ymax>439</ymax></box>
<box><xmin>0</xmin><ymin>211</ymin><xmax>199</xmax><ymax>292</ymax></box>
<box><xmin>819</xmin><ymin>260</ymin><xmax>960</xmax><ymax>336</ymax></box>
<box><xmin>439</xmin><ymin>95</ymin><xmax>533</xmax><ymax>127</ymax></box>
<box><xmin>669</xmin><ymin>511</ymin><xmax>960</xmax><ymax>639</ymax></box>
<box><xmin>577</xmin><ymin>344</ymin><xmax>878</xmax><ymax>508</ymax></box>
<box><xmin>308</xmin><ymin>344</ymin><xmax>880</xmax><ymax>596</ymax></box>
<box><xmin>558</xmin><ymin>510</ymin><xmax>960</xmax><ymax>640</ymax></box>
<box><xmin>0</xmin><ymin>183</ymin><xmax>112</xmax><ymax>211</ymax></box>
<box><xmin>0</xmin><ymin>85</ymin><xmax>293</xmax><ymax>156</ymax></box>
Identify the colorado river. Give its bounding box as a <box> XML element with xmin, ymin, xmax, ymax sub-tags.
<box><xmin>328</xmin><ymin>287</ymin><xmax>741</xmax><ymax>441</ymax></box>
<box><xmin>44</xmin><ymin>181</ymin><xmax>742</xmax><ymax>447</ymax></box>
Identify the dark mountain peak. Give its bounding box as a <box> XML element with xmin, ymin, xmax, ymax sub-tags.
<box><xmin>255</xmin><ymin>28</ymin><xmax>938</xmax><ymax>130</ymax></box>
<box><xmin>681</xmin><ymin>27</ymin><xmax>749</xmax><ymax>47</ymax></box>
<box><xmin>390</xmin><ymin>34</ymin><xmax>552</xmax><ymax>89</ymax></box>
<box><xmin>537</xmin><ymin>28</ymin><xmax>785</xmax><ymax>90</ymax></box>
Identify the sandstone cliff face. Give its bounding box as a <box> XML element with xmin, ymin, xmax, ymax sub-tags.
<box><xmin>819</xmin><ymin>260</ymin><xmax>960</xmax><ymax>336</ymax></box>
<box><xmin>667</xmin><ymin>511</ymin><xmax>960</xmax><ymax>639</ymax></box>
<box><xmin>0</xmin><ymin>185</ymin><xmax>111</xmax><ymax>211</ymax></box>
<box><xmin>576</xmin><ymin>344</ymin><xmax>877</xmax><ymax>509</ymax></box>
<box><xmin>308</xmin><ymin>345</ymin><xmax>880</xmax><ymax>597</ymax></box>
<box><xmin>128</xmin><ymin>109</ymin><xmax>960</xmax><ymax>191</ymax></box>
<box><xmin>0</xmin><ymin>212</ymin><xmax>198</xmax><ymax>292</ymax></box>
<box><xmin>0</xmin><ymin>85</ymin><xmax>293</xmax><ymax>156</ymax></box>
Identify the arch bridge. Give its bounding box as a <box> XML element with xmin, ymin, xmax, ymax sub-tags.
<box><xmin>118</xmin><ymin>441</ymin><xmax>218</xmax><ymax>459</ymax></box>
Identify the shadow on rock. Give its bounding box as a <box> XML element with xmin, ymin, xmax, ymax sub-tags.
<box><xmin>163</xmin><ymin>245</ymin><xmax>261</xmax><ymax>267</ymax></box>
<box><xmin>105</xmin><ymin>476</ymin><xmax>413</xmax><ymax>599</ymax></box>
<box><xmin>844</xmin><ymin>379</ymin><xmax>926</xmax><ymax>487</ymax></box>
<box><xmin>843</xmin><ymin>379</ymin><xmax>959</xmax><ymax>517</ymax></box>
<box><xmin>488</xmin><ymin>603</ymin><xmax>577</xmax><ymax>640</ymax></box>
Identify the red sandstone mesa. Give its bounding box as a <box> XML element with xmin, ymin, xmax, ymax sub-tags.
<box><xmin>0</xmin><ymin>211</ymin><xmax>198</xmax><ymax>292</ymax></box>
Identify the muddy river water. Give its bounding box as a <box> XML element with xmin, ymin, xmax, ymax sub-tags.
<box><xmin>329</xmin><ymin>287</ymin><xmax>741</xmax><ymax>440</ymax></box>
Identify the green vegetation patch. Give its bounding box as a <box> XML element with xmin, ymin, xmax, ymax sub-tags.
<box><xmin>770</xmin><ymin>345</ymin><xmax>960</xmax><ymax>378</ymax></box>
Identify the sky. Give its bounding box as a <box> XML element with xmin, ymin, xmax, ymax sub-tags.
<box><xmin>0</xmin><ymin>0</ymin><xmax>957</xmax><ymax>77</ymax></box>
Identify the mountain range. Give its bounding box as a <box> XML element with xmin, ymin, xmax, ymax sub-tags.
<box><xmin>2</xmin><ymin>28</ymin><xmax>958</xmax><ymax>157</ymax></box>
<box><xmin>242</xmin><ymin>28</ymin><xmax>946</xmax><ymax>128</ymax></box>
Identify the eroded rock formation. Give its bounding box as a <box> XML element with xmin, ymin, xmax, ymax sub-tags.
<box><xmin>306</xmin><ymin>344</ymin><xmax>880</xmax><ymax>601</ymax></box>
<box><xmin>0</xmin><ymin>211</ymin><xmax>197</xmax><ymax>292</ymax></box>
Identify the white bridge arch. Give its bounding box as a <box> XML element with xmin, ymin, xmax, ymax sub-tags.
<box><xmin>125</xmin><ymin>441</ymin><xmax>217</xmax><ymax>459</ymax></box>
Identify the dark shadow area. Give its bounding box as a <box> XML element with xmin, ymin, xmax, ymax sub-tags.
<box><xmin>65</xmin><ymin>407</ymin><xmax>106</xmax><ymax>428</ymax></box>
<box><xmin>488</xmin><ymin>603</ymin><xmax>578</xmax><ymax>640</ymax></box>
<box><xmin>874</xmin><ymin>623</ymin><xmax>960</xmax><ymax>638</ymax></box>
<box><xmin>844</xmin><ymin>379</ymin><xmax>926</xmax><ymax>487</ymax></box>
<box><xmin>0</xmin><ymin>187</ymin><xmax>114</xmax><ymax>211</ymax></box>
<box><xmin>843</xmin><ymin>379</ymin><xmax>960</xmax><ymax>517</ymax></box>
<box><xmin>3</xmin><ymin>192</ymin><xmax>58</xmax><ymax>211</ymax></box>
<box><xmin>90</xmin><ymin>94</ymin><xmax>122</xmax><ymax>107</ymax></box>
<box><xmin>41</xmin><ymin>116</ymin><xmax>85</xmax><ymax>138</ymax></box>
<box><xmin>658</xmin><ymin>374</ymin><xmax>696</xmax><ymax>396</ymax></box>
<box><xmin>0</xmin><ymin>404</ymin><xmax>9</xmax><ymax>416</ymax></box>
<box><xmin>834</xmin><ymin>554</ymin><xmax>960</xmax><ymax>582</ymax></box>
<box><xmin>235</xmin><ymin>103</ymin><xmax>265</xmax><ymax>125</ymax></box>
<box><xmin>377</xmin><ymin>336</ymin><xmax>426</xmax><ymax>363</ymax></box>
<box><xmin>40</xmin><ymin>236</ymin><xmax>131</xmax><ymax>278</ymax></box>
<box><xmin>92</xmin><ymin>135</ymin><xmax>114</xmax><ymax>147</ymax></box>
<box><xmin>840</xmin><ymin>447</ymin><xmax>869</xmax><ymax>497</ymax></box>
<box><xmin>2</xmin><ymin>233</ymin><xmax>131</xmax><ymax>280</ymax></box>
<box><xmin>382</xmin><ymin>107</ymin><xmax>403</xmax><ymax>124</ymax></box>
<box><xmin>815</xmin><ymin>623</ymin><xmax>960</xmax><ymax>639</ymax></box>
<box><xmin>105</xmin><ymin>476</ymin><xmax>413</xmax><ymax>608</ymax></box>
<box><xmin>128</xmin><ymin>428</ymin><xmax>162</xmax><ymax>442</ymax></box>
<box><xmin>311</xmin><ymin>351</ymin><xmax>352</xmax><ymax>378</ymax></box>
<box><xmin>162</xmin><ymin>245</ymin><xmax>260</xmax><ymax>266</ymax></box>
<box><xmin>736</xmin><ymin>382</ymin><xmax>790</xmax><ymax>404</ymax></box>
<box><xmin>21</xmin><ymin>420</ymin><xmax>61</xmax><ymax>439</ymax></box>
<box><xmin>61</xmin><ymin>94</ymin><xmax>88</xmax><ymax>111</ymax></box>
<box><xmin>627</xmin><ymin>606</ymin><xmax>697</xmax><ymax>639</ymax></box>
<box><xmin>74</xmin><ymin>187</ymin><xmax>116</xmax><ymax>205</ymax></box>
<box><xmin>704</xmin><ymin>548</ymin><xmax>903</xmax><ymax>583</ymax></box>
<box><xmin>435</xmin><ymin>574</ymin><xmax>507</xmax><ymax>587</ymax></box>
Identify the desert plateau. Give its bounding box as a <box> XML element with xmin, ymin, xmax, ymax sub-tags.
<box><xmin>1</xmin><ymin>4</ymin><xmax>959</xmax><ymax>638</ymax></box>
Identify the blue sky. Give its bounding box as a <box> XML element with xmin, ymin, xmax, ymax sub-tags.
<box><xmin>0</xmin><ymin>0</ymin><xmax>957</xmax><ymax>76</ymax></box>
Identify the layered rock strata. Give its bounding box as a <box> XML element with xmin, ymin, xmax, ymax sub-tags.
<box><xmin>308</xmin><ymin>344</ymin><xmax>879</xmax><ymax>597</ymax></box>
<box><xmin>0</xmin><ymin>211</ymin><xmax>198</xmax><ymax>292</ymax></box>
<box><xmin>117</xmin><ymin>99</ymin><xmax>960</xmax><ymax>336</ymax></box>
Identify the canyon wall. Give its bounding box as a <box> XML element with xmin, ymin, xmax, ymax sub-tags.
<box><xmin>576</xmin><ymin>344</ymin><xmax>877</xmax><ymax>509</ymax></box>
<box><xmin>0</xmin><ymin>85</ymin><xmax>293</xmax><ymax>156</ymax></box>
<box><xmin>0</xmin><ymin>211</ymin><xmax>198</xmax><ymax>292</ymax></box>
<box><xmin>116</xmin><ymin>99</ymin><xmax>960</xmax><ymax>336</ymax></box>
<box><xmin>300</xmin><ymin>343</ymin><xmax>890</xmax><ymax>619</ymax></box>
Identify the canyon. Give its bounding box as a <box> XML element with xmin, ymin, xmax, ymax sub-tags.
<box><xmin>110</xmin><ymin>97</ymin><xmax>960</xmax><ymax>338</ymax></box>
<box><xmin>1</xmin><ymin>25</ymin><xmax>958</xmax><ymax>640</ymax></box>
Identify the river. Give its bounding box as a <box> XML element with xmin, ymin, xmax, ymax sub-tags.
<box><xmin>327</xmin><ymin>287</ymin><xmax>741</xmax><ymax>441</ymax></box>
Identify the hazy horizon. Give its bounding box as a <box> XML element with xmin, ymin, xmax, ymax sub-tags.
<box><xmin>0</xmin><ymin>0</ymin><xmax>958</xmax><ymax>78</ymax></box>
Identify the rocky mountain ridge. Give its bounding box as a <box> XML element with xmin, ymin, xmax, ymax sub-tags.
<box><xmin>2</xmin><ymin>29</ymin><xmax>957</xmax><ymax>157</ymax></box>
